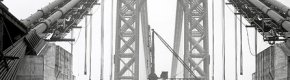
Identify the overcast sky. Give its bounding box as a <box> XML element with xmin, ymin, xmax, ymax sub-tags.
<box><xmin>3</xmin><ymin>0</ymin><xmax>290</xmax><ymax>80</ymax></box>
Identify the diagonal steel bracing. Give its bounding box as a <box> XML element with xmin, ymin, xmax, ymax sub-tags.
<box><xmin>171</xmin><ymin>0</ymin><xmax>209</xmax><ymax>79</ymax></box>
<box><xmin>115</xmin><ymin>0</ymin><xmax>149</xmax><ymax>80</ymax></box>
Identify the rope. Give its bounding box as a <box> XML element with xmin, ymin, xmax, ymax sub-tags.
<box><xmin>226</xmin><ymin>4</ymin><xmax>256</xmax><ymax>56</ymax></box>
<box><xmin>245</xmin><ymin>28</ymin><xmax>256</xmax><ymax>56</ymax></box>
<box><xmin>72</xmin><ymin>27</ymin><xmax>82</xmax><ymax>44</ymax></box>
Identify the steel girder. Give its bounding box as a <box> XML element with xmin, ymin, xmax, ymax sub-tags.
<box><xmin>48</xmin><ymin>0</ymin><xmax>98</xmax><ymax>39</ymax></box>
<box><xmin>171</xmin><ymin>0</ymin><xmax>209</xmax><ymax>79</ymax></box>
<box><xmin>228</xmin><ymin>0</ymin><xmax>289</xmax><ymax>43</ymax></box>
<box><xmin>114</xmin><ymin>0</ymin><xmax>149</xmax><ymax>80</ymax></box>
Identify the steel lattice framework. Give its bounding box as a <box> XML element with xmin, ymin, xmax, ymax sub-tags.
<box><xmin>171</xmin><ymin>0</ymin><xmax>209</xmax><ymax>79</ymax></box>
<box><xmin>114</xmin><ymin>0</ymin><xmax>149</xmax><ymax>80</ymax></box>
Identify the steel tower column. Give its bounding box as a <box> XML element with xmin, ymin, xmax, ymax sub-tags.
<box><xmin>171</xmin><ymin>0</ymin><xmax>209</xmax><ymax>79</ymax></box>
<box><xmin>114</xmin><ymin>0</ymin><xmax>149</xmax><ymax>80</ymax></box>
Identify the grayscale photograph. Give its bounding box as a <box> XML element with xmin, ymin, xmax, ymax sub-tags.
<box><xmin>0</xmin><ymin>0</ymin><xmax>290</xmax><ymax>80</ymax></box>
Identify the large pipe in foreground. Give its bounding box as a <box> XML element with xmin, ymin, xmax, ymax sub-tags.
<box><xmin>21</xmin><ymin>0</ymin><xmax>66</xmax><ymax>27</ymax></box>
<box><xmin>264</xmin><ymin>0</ymin><xmax>290</xmax><ymax>17</ymax></box>
<box><xmin>32</xmin><ymin>0</ymin><xmax>81</xmax><ymax>35</ymax></box>
<box><xmin>248</xmin><ymin>0</ymin><xmax>290</xmax><ymax>32</ymax></box>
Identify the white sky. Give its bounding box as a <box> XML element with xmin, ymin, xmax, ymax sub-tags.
<box><xmin>2</xmin><ymin>0</ymin><xmax>290</xmax><ymax>80</ymax></box>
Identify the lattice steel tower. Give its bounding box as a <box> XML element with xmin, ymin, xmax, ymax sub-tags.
<box><xmin>114</xmin><ymin>0</ymin><xmax>150</xmax><ymax>80</ymax></box>
<box><xmin>171</xmin><ymin>0</ymin><xmax>209</xmax><ymax>79</ymax></box>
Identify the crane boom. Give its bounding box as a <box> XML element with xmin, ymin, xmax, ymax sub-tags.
<box><xmin>153</xmin><ymin>30</ymin><xmax>198</xmax><ymax>79</ymax></box>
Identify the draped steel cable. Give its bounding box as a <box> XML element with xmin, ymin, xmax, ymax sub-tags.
<box><xmin>225</xmin><ymin>4</ymin><xmax>256</xmax><ymax>56</ymax></box>
<box><xmin>153</xmin><ymin>31</ymin><xmax>197</xmax><ymax>78</ymax></box>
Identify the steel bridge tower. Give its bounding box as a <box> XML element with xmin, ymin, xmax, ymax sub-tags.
<box><xmin>171</xmin><ymin>0</ymin><xmax>209</xmax><ymax>79</ymax></box>
<box><xmin>114</xmin><ymin>0</ymin><xmax>209</xmax><ymax>79</ymax></box>
<box><xmin>114</xmin><ymin>0</ymin><xmax>150</xmax><ymax>80</ymax></box>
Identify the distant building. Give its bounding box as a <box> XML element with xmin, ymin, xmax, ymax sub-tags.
<box><xmin>16</xmin><ymin>43</ymin><xmax>74</xmax><ymax>80</ymax></box>
<box><xmin>255</xmin><ymin>42</ymin><xmax>290</xmax><ymax>80</ymax></box>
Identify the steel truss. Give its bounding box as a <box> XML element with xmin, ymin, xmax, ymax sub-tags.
<box><xmin>171</xmin><ymin>0</ymin><xmax>209</xmax><ymax>79</ymax></box>
<box><xmin>114</xmin><ymin>0</ymin><xmax>149</xmax><ymax>80</ymax></box>
<box><xmin>228</xmin><ymin>0</ymin><xmax>290</xmax><ymax>44</ymax></box>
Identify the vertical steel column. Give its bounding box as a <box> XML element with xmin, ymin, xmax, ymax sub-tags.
<box><xmin>140</xmin><ymin>0</ymin><xmax>151</xmax><ymax>76</ymax></box>
<box><xmin>172</xmin><ymin>0</ymin><xmax>209</xmax><ymax>79</ymax></box>
<box><xmin>171</xmin><ymin>0</ymin><xmax>184</xmax><ymax>78</ymax></box>
<box><xmin>203</xmin><ymin>1</ymin><xmax>209</xmax><ymax>80</ymax></box>
<box><xmin>114</xmin><ymin>0</ymin><xmax>146</xmax><ymax>79</ymax></box>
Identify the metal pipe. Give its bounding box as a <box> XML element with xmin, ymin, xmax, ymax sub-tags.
<box><xmin>32</xmin><ymin>0</ymin><xmax>81</xmax><ymax>35</ymax></box>
<box><xmin>264</xmin><ymin>0</ymin><xmax>290</xmax><ymax>17</ymax></box>
<box><xmin>21</xmin><ymin>0</ymin><xmax>66</xmax><ymax>27</ymax></box>
<box><xmin>248</xmin><ymin>0</ymin><xmax>290</xmax><ymax>32</ymax></box>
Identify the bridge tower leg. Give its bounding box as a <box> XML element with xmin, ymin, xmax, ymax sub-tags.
<box><xmin>171</xmin><ymin>0</ymin><xmax>209</xmax><ymax>79</ymax></box>
<box><xmin>114</xmin><ymin>0</ymin><xmax>149</xmax><ymax>80</ymax></box>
